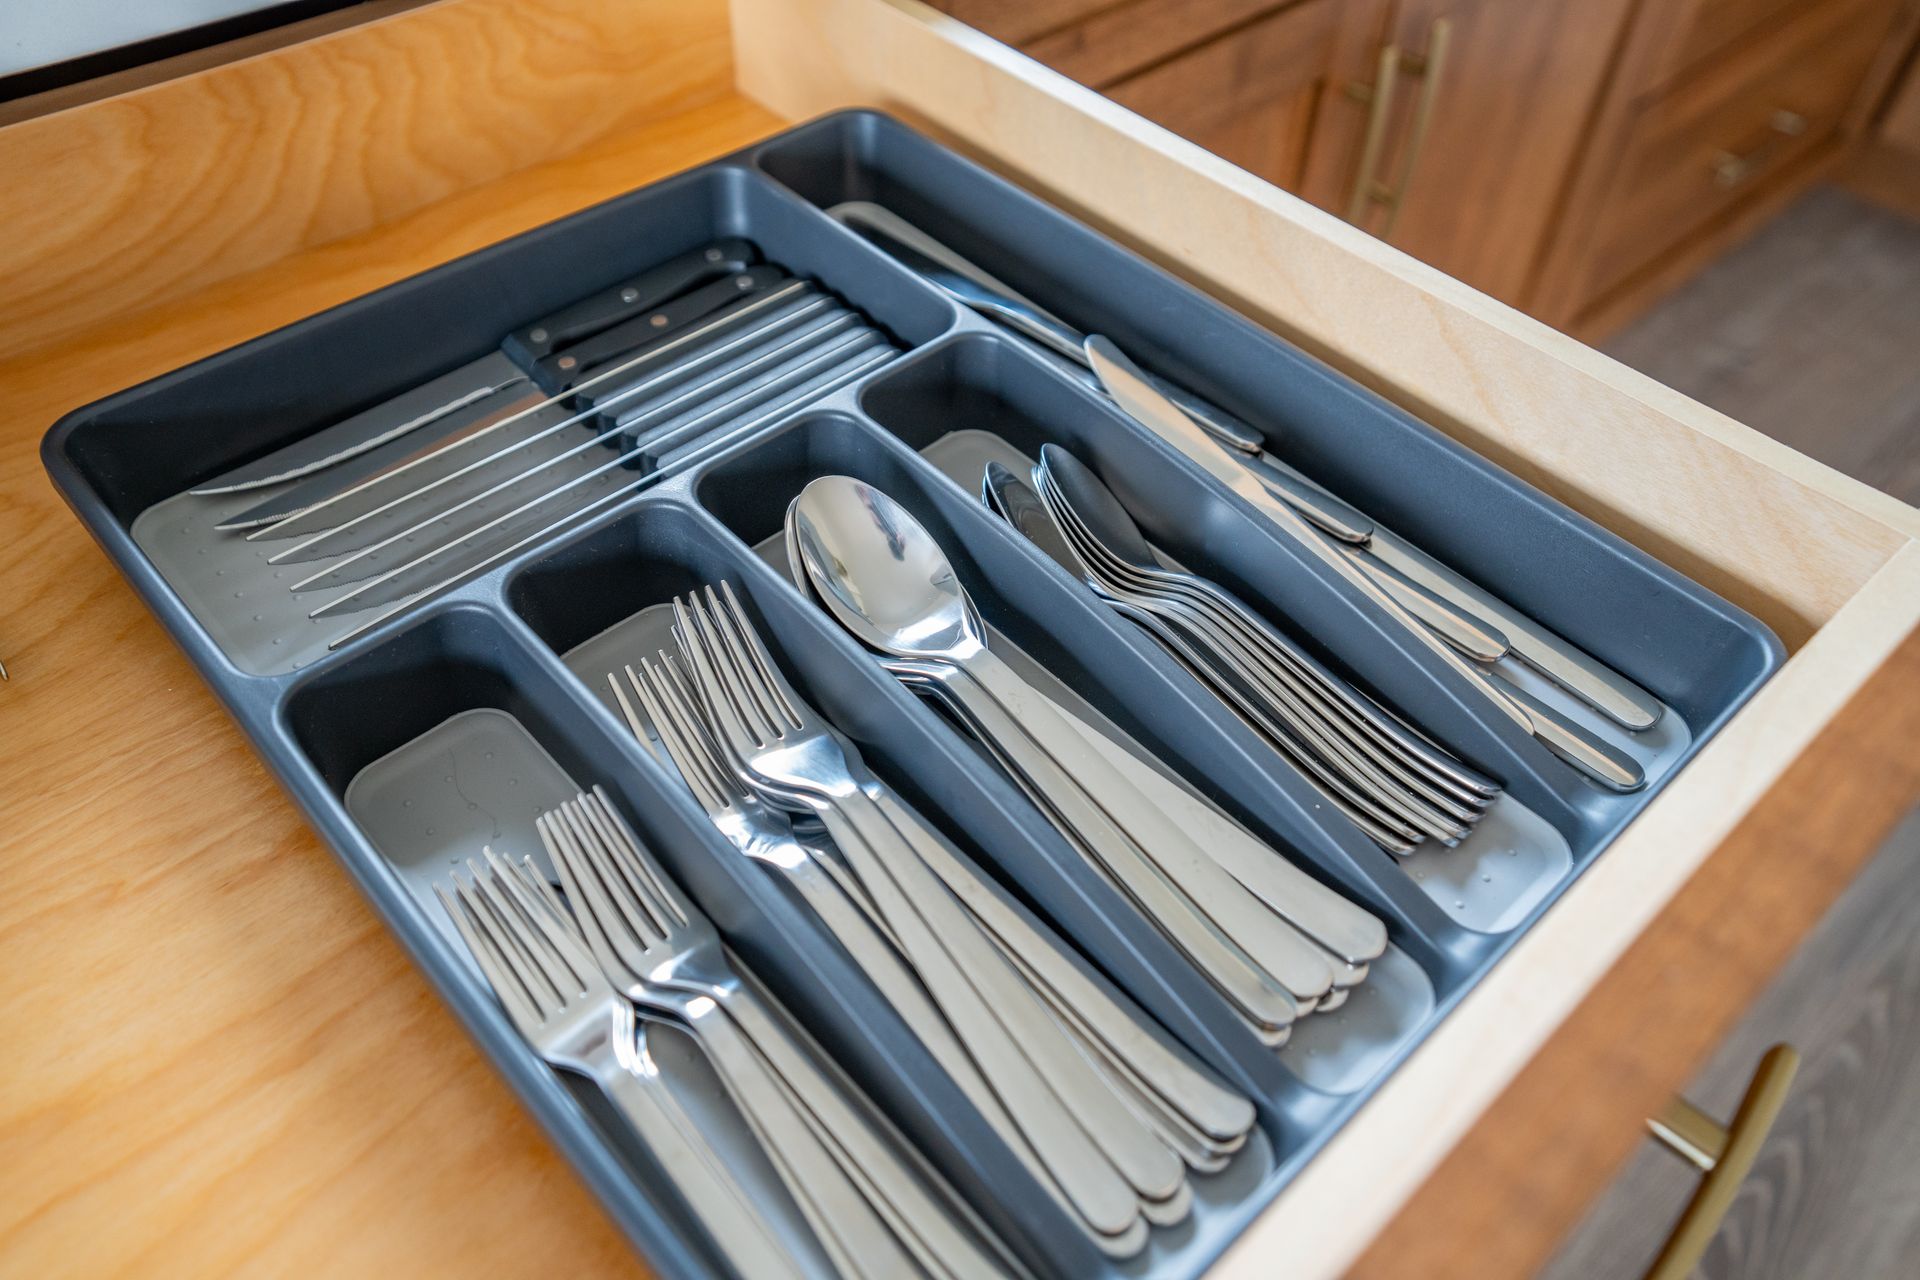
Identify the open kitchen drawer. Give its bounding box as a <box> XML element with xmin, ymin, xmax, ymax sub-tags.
<box><xmin>12</xmin><ymin>0</ymin><xmax>1920</xmax><ymax>1278</ymax></box>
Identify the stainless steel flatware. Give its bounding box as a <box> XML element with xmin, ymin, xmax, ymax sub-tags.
<box><xmin>1010</xmin><ymin>449</ymin><xmax>1503</xmax><ymax>857</ymax></box>
<box><xmin>195</xmin><ymin>239</ymin><xmax>759</xmax><ymax>496</ymax></box>
<box><xmin>829</xmin><ymin>201</ymin><xmax>1263</xmax><ymax>454</ymax></box>
<box><xmin>436</xmin><ymin>853</ymin><xmax>816</xmax><ymax>1280</ymax></box>
<box><xmin>220</xmin><ymin>266</ymin><xmax>793</xmax><ymax>532</ymax></box>
<box><xmin>1085</xmin><ymin>335</ymin><xmax>1648</xmax><ymax>793</ymax></box>
<box><xmin>616</xmin><ymin>655</ymin><xmax>1254</xmax><ymax>1245</ymax></box>
<box><xmin>671</xmin><ymin>583</ymin><xmax>1171</xmax><ymax>1248</ymax></box>
<box><xmin>831</xmin><ymin>200</ymin><xmax>1661</xmax><ymax>735</ymax></box>
<box><xmin>537</xmin><ymin>788</ymin><xmax>1017</xmax><ymax>1280</ymax></box>
<box><xmin>786</xmin><ymin>476</ymin><xmax>1395</xmax><ymax>1036</ymax></box>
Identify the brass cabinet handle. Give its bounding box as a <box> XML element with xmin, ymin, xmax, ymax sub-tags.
<box><xmin>1642</xmin><ymin>1043</ymin><xmax>1800</xmax><ymax>1280</ymax></box>
<box><xmin>1711</xmin><ymin>109</ymin><xmax>1809</xmax><ymax>189</ymax></box>
<box><xmin>1375</xmin><ymin>17</ymin><xmax>1452</xmax><ymax>239</ymax></box>
<box><xmin>1342</xmin><ymin>19</ymin><xmax>1454</xmax><ymax>238</ymax></box>
<box><xmin>1343</xmin><ymin>42</ymin><xmax>1403</xmax><ymax>223</ymax></box>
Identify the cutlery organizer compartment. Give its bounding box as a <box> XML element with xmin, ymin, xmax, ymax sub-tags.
<box><xmin>43</xmin><ymin>104</ymin><xmax>1787</xmax><ymax>1280</ymax></box>
<box><xmin>109</xmin><ymin>165</ymin><xmax>961</xmax><ymax>675</ymax></box>
<box><xmin>501</xmin><ymin>493</ymin><xmax>1286</xmax><ymax>1278</ymax></box>
<box><xmin>284</xmin><ymin>600</ymin><xmax>1149</xmax><ymax>1280</ymax></box>
<box><xmin>746</xmin><ymin>112</ymin><xmax>1781</xmax><ymax>737</ymax></box>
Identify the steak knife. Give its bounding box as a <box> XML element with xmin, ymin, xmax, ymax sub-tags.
<box><xmin>217</xmin><ymin>265</ymin><xmax>788</xmax><ymax>531</ymax></box>
<box><xmin>192</xmin><ymin>238</ymin><xmax>758</xmax><ymax>495</ymax></box>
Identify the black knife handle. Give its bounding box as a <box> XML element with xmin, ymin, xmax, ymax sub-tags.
<box><xmin>503</xmin><ymin>237</ymin><xmax>759</xmax><ymax>366</ymax></box>
<box><xmin>530</xmin><ymin>265</ymin><xmax>791</xmax><ymax>394</ymax></box>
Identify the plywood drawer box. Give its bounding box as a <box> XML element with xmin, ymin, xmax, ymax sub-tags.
<box><xmin>11</xmin><ymin>0</ymin><xmax>1920</xmax><ymax>1277</ymax></box>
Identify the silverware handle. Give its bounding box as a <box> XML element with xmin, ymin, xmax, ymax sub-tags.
<box><xmin>1499</xmin><ymin>680</ymin><xmax>1646</xmax><ymax>793</ymax></box>
<box><xmin>1367</xmin><ymin>528</ymin><xmax>1663</xmax><ymax>730</ymax></box>
<box><xmin>810</xmin><ymin>791</ymin><xmax>1143</xmax><ymax>1237</ymax></box>
<box><xmin>960</xmin><ymin>648</ymin><xmax>1337</xmax><ymax>1002</ymax></box>
<box><xmin>1340</xmin><ymin>545</ymin><xmax>1509</xmax><ymax>661</ymax></box>
<box><xmin>1044</xmin><ymin>698</ymin><xmax>1389</xmax><ymax>966</ymax></box>
<box><xmin>869</xmin><ymin>789</ymin><xmax>1257</xmax><ymax>1143</ymax></box>
<box><xmin>679</xmin><ymin>1001</ymin><xmax>911</xmax><ymax>1277</ymax></box>
<box><xmin>591</xmin><ymin>1047</ymin><xmax>803</xmax><ymax>1280</ymax></box>
<box><xmin>714</xmin><ymin>984</ymin><xmax>1017</xmax><ymax>1280</ymax></box>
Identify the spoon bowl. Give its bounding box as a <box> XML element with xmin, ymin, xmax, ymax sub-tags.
<box><xmin>790</xmin><ymin>474</ymin><xmax>983</xmax><ymax>662</ymax></box>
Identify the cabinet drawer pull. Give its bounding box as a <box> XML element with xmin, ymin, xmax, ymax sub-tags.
<box><xmin>1376</xmin><ymin>17</ymin><xmax>1452</xmax><ymax>239</ymax></box>
<box><xmin>1344</xmin><ymin>42</ymin><xmax>1404</xmax><ymax>223</ymax></box>
<box><xmin>1641</xmin><ymin>1043</ymin><xmax>1800</xmax><ymax>1279</ymax></box>
<box><xmin>1711</xmin><ymin>109</ymin><xmax>1809</xmax><ymax>189</ymax></box>
<box><xmin>1343</xmin><ymin>19</ymin><xmax>1454</xmax><ymax>238</ymax></box>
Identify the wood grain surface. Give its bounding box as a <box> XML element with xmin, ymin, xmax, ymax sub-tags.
<box><xmin>1541</xmin><ymin>803</ymin><xmax>1920</xmax><ymax>1279</ymax></box>
<box><xmin>0</xmin><ymin>85</ymin><xmax>780</xmax><ymax>1280</ymax></box>
<box><xmin>0</xmin><ymin>0</ymin><xmax>738</xmax><ymax>367</ymax></box>
<box><xmin>3</xmin><ymin>1</ymin><xmax>1918</xmax><ymax>1276</ymax></box>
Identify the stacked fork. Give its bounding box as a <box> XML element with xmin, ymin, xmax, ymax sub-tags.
<box><xmin>440</xmin><ymin>788</ymin><xmax>1018</xmax><ymax>1279</ymax></box>
<box><xmin>1004</xmin><ymin>446</ymin><xmax>1503</xmax><ymax>857</ymax></box>
<box><xmin>600</xmin><ymin>581</ymin><xmax>1259</xmax><ymax>1258</ymax></box>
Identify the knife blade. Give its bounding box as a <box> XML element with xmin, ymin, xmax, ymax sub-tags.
<box><xmin>218</xmin><ymin>266</ymin><xmax>790</xmax><ymax>531</ymax></box>
<box><xmin>1085</xmin><ymin>334</ymin><xmax>1644</xmax><ymax>793</ymax></box>
<box><xmin>192</xmin><ymin>239</ymin><xmax>758</xmax><ymax>495</ymax></box>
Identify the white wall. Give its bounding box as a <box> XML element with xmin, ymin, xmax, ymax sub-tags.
<box><xmin>1</xmin><ymin>2</ymin><xmax>288</xmax><ymax>77</ymax></box>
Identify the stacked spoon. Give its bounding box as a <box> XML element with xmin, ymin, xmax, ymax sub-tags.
<box><xmin>994</xmin><ymin>445</ymin><xmax>1503</xmax><ymax>857</ymax></box>
<box><xmin>784</xmin><ymin>475</ymin><xmax>1389</xmax><ymax>1050</ymax></box>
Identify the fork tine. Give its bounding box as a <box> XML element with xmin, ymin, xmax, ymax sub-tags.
<box><xmin>714</xmin><ymin>580</ymin><xmax>801</xmax><ymax>729</ymax></box>
<box><xmin>459</xmin><ymin>868</ymin><xmax>566</xmax><ymax>1016</ymax></box>
<box><xmin>486</xmin><ymin>845</ymin><xmax>578</xmax><ymax>940</ymax></box>
<box><xmin>675</xmin><ymin>591</ymin><xmax>768</xmax><ymax>745</ymax></box>
<box><xmin>702</xmin><ymin>583</ymin><xmax>791</xmax><ymax>733</ymax></box>
<box><xmin>583</xmin><ymin>787</ymin><xmax>693</xmax><ymax>929</ymax></box>
<box><xmin>437</xmin><ymin>880</ymin><xmax>546</xmax><ymax>1029</ymax></box>
<box><xmin>660</xmin><ymin>654</ymin><xmax>750</xmax><ymax>804</ymax></box>
<box><xmin>555</xmin><ymin>800</ymin><xmax>670</xmax><ymax>946</ymax></box>
<box><xmin>606</xmin><ymin>668</ymin><xmax>654</xmax><ymax>745</ymax></box>
<box><xmin>673</xmin><ymin>596</ymin><xmax>768</xmax><ymax>760</ymax></box>
<box><xmin>472</xmin><ymin>856</ymin><xmax>592</xmax><ymax>1003</ymax></box>
<box><xmin>688</xmin><ymin>590</ymin><xmax>789</xmax><ymax>750</ymax></box>
<box><xmin>631</xmin><ymin>660</ymin><xmax>728</xmax><ymax>813</ymax></box>
<box><xmin>538</xmin><ymin>809</ymin><xmax>651</xmax><ymax>987</ymax></box>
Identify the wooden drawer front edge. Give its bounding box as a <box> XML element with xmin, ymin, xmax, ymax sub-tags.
<box><xmin>1351</xmin><ymin>616</ymin><xmax>1920</xmax><ymax>1279</ymax></box>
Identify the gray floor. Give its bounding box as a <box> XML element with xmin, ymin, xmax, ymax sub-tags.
<box><xmin>1540</xmin><ymin>188</ymin><xmax>1920</xmax><ymax>1279</ymax></box>
<box><xmin>1603</xmin><ymin>186</ymin><xmax>1920</xmax><ymax>507</ymax></box>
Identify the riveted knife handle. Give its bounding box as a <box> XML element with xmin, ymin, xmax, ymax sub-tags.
<box><xmin>502</xmin><ymin>237</ymin><xmax>759</xmax><ymax>365</ymax></box>
<box><xmin>529</xmin><ymin>265</ymin><xmax>790</xmax><ymax>393</ymax></box>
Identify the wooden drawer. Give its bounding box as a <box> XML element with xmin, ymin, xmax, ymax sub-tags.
<box><xmin>6</xmin><ymin>1</ymin><xmax>1919</xmax><ymax>1278</ymax></box>
<box><xmin>1642</xmin><ymin>0</ymin><xmax>1825</xmax><ymax>96</ymax></box>
<box><xmin>1580</xmin><ymin>0</ymin><xmax>1892</xmax><ymax>310</ymax></box>
<box><xmin>1095</xmin><ymin>0</ymin><xmax>1377</xmax><ymax>196</ymax></box>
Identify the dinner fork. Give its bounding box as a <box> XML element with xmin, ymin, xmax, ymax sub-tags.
<box><xmin>617</xmin><ymin>657</ymin><xmax>1157</xmax><ymax>1251</ymax></box>
<box><xmin>435</xmin><ymin>856</ymin><xmax>808</xmax><ymax>1280</ymax></box>
<box><xmin>622</xmin><ymin>657</ymin><xmax>1254</xmax><ymax>1178</ymax></box>
<box><xmin>673</xmin><ymin>581</ymin><xmax>1178</xmax><ymax>1246</ymax></box>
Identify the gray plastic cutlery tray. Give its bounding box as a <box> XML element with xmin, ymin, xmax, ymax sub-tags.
<box><xmin>43</xmin><ymin>110</ymin><xmax>1783</xmax><ymax>1280</ymax></box>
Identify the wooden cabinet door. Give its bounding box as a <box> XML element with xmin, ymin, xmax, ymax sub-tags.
<box><xmin>1100</xmin><ymin>0</ymin><xmax>1391</xmax><ymax>209</ymax></box>
<box><xmin>1351</xmin><ymin>0</ymin><xmax>1635</xmax><ymax>304</ymax></box>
